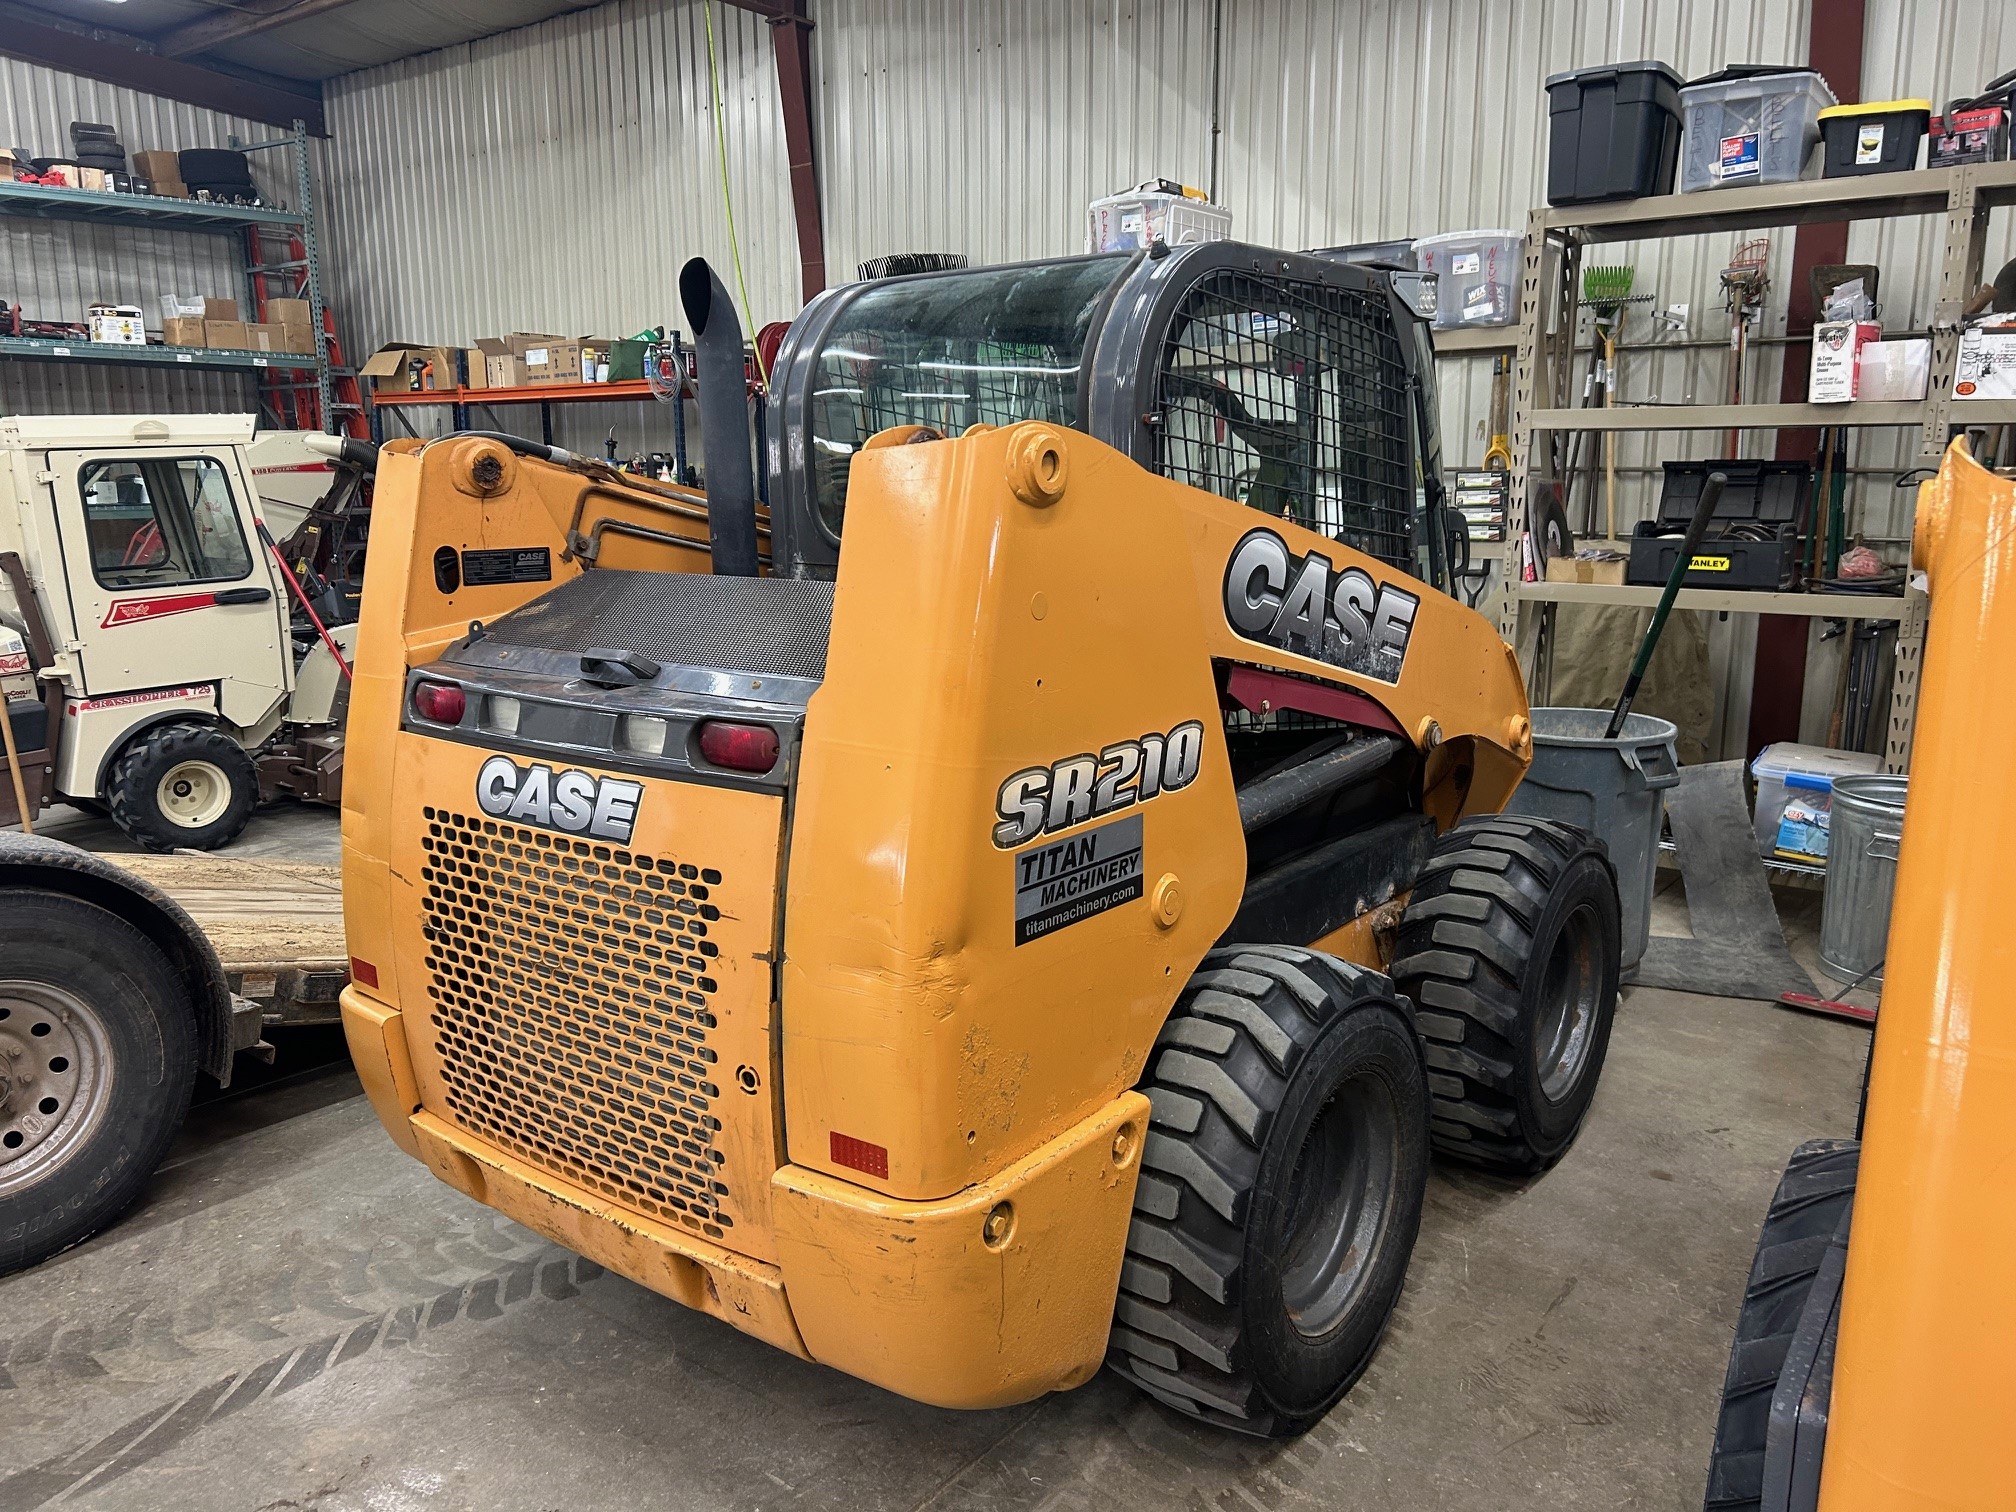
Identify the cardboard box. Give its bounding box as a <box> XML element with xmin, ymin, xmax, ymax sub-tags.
<box><xmin>77</xmin><ymin>167</ymin><xmax>107</xmax><ymax>192</ymax></box>
<box><xmin>132</xmin><ymin>150</ymin><xmax>187</xmax><ymax>196</ymax></box>
<box><xmin>87</xmin><ymin>304</ymin><xmax>145</xmax><ymax>345</ymax></box>
<box><xmin>1860</xmin><ymin>338</ymin><xmax>1931</xmax><ymax>401</ymax></box>
<box><xmin>265</xmin><ymin>297</ymin><xmax>311</xmax><ymax>326</ymax></box>
<box><xmin>463</xmin><ymin>347</ymin><xmax>491</xmax><ymax>390</ymax></box>
<box><xmin>1545</xmin><ymin>553</ymin><xmax>1629</xmax><ymax>586</ymax></box>
<box><xmin>277</xmin><ymin>321</ymin><xmax>316</xmax><ymax>353</ymax></box>
<box><xmin>202</xmin><ymin>297</ymin><xmax>240</xmax><ymax>322</ymax></box>
<box><xmin>245</xmin><ymin>323</ymin><xmax>293</xmax><ymax>352</ymax></box>
<box><xmin>1810</xmin><ymin>320</ymin><xmax>1882</xmax><ymax>403</ymax></box>
<box><xmin>359</xmin><ymin>342</ymin><xmax>457</xmax><ymax>394</ymax></box>
<box><xmin>1954</xmin><ymin>325</ymin><xmax>2016</xmax><ymax>401</ymax></box>
<box><xmin>204</xmin><ymin>319</ymin><xmax>250</xmax><ymax>350</ymax></box>
<box><xmin>163</xmin><ymin>316</ymin><xmax>206</xmax><ymax>347</ymax></box>
<box><xmin>519</xmin><ymin>339</ymin><xmax>581</xmax><ymax>385</ymax></box>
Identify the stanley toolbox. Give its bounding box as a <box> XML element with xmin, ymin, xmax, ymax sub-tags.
<box><xmin>1628</xmin><ymin>460</ymin><xmax>1811</xmax><ymax>589</ymax></box>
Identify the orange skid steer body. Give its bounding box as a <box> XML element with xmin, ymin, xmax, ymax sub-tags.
<box><xmin>341</xmin><ymin>248</ymin><xmax>1617</xmax><ymax>1434</ymax></box>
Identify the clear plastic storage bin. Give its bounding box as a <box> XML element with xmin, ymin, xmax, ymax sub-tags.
<box><xmin>1411</xmin><ymin>229</ymin><xmax>1522</xmax><ymax>328</ymax></box>
<box><xmin>1679</xmin><ymin>67</ymin><xmax>1837</xmax><ymax>191</ymax></box>
<box><xmin>1750</xmin><ymin>742</ymin><xmax>1879</xmax><ymax>864</ymax></box>
<box><xmin>1087</xmin><ymin>185</ymin><xmax>1232</xmax><ymax>253</ymax></box>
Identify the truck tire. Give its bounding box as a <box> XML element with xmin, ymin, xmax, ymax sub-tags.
<box><xmin>0</xmin><ymin>890</ymin><xmax>196</xmax><ymax>1274</ymax></box>
<box><xmin>1107</xmin><ymin>946</ymin><xmax>1430</xmax><ymax>1437</ymax></box>
<box><xmin>1703</xmin><ymin>1140</ymin><xmax>1860</xmax><ymax>1511</ymax></box>
<box><xmin>106</xmin><ymin>723</ymin><xmax>258</xmax><ymax>852</ymax></box>
<box><xmin>1390</xmin><ymin>816</ymin><xmax>1621</xmax><ymax>1172</ymax></box>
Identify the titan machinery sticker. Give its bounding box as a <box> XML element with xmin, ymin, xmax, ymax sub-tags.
<box><xmin>1222</xmin><ymin>528</ymin><xmax>1419</xmax><ymax>684</ymax></box>
<box><xmin>476</xmin><ymin>755</ymin><xmax>641</xmax><ymax>843</ymax></box>
<box><xmin>462</xmin><ymin>547</ymin><xmax>553</xmax><ymax>587</ymax></box>
<box><xmin>1012</xmin><ymin>813</ymin><xmax>1144</xmax><ymax>946</ymax></box>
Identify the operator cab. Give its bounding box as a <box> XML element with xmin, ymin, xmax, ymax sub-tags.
<box><xmin>766</xmin><ymin>243</ymin><xmax>1451</xmax><ymax>593</ymax></box>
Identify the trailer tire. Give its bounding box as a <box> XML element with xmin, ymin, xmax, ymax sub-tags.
<box><xmin>0</xmin><ymin>890</ymin><xmax>196</xmax><ymax>1274</ymax></box>
<box><xmin>1391</xmin><ymin>816</ymin><xmax>1621</xmax><ymax>1172</ymax></box>
<box><xmin>1107</xmin><ymin>946</ymin><xmax>1429</xmax><ymax>1437</ymax></box>
<box><xmin>107</xmin><ymin>723</ymin><xmax>257</xmax><ymax>852</ymax></box>
<box><xmin>1703</xmin><ymin>1139</ymin><xmax>1860</xmax><ymax>1511</ymax></box>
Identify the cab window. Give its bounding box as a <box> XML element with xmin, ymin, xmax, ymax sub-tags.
<box><xmin>804</xmin><ymin>255</ymin><xmax>1132</xmax><ymax>543</ymax></box>
<box><xmin>1152</xmin><ymin>268</ymin><xmax>1417</xmax><ymax>573</ymax></box>
<box><xmin>79</xmin><ymin>457</ymin><xmax>254</xmax><ymax>589</ymax></box>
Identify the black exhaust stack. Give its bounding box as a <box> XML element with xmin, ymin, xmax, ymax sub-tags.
<box><xmin>678</xmin><ymin>257</ymin><xmax>762</xmax><ymax>578</ymax></box>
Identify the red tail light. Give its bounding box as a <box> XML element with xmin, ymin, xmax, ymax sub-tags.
<box><xmin>696</xmin><ymin>720</ymin><xmax>779</xmax><ymax>772</ymax></box>
<box><xmin>413</xmin><ymin>681</ymin><xmax>466</xmax><ymax>724</ymax></box>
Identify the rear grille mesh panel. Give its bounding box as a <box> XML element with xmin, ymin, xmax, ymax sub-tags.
<box><xmin>420</xmin><ymin>807</ymin><xmax>737</xmax><ymax>1240</ymax></box>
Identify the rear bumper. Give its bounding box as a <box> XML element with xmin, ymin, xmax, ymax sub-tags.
<box><xmin>341</xmin><ymin>987</ymin><xmax>1148</xmax><ymax>1409</ymax></box>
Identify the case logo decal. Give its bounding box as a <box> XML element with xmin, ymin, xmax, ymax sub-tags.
<box><xmin>476</xmin><ymin>755</ymin><xmax>642</xmax><ymax>843</ymax></box>
<box><xmin>1223</xmin><ymin>527</ymin><xmax>1418</xmax><ymax>684</ymax></box>
<box><xmin>992</xmin><ymin>720</ymin><xmax>1204</xmax><ymax>850</ymax></box>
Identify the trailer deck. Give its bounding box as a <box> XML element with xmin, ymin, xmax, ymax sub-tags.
<box><xmin>107</xmin><ymin>851</ymin><xmax>347</xmax><ymax>1027</ymax></box>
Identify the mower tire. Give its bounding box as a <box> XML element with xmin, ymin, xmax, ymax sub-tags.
<box><xmin>1107</xmin><ymin>945</ymin><xmax>1429</xmax><ymax>1437</ymax></box>
<box><xmin>0</xmin><ymin>890</ymin><xmax>197</xmax><ymax>1274</ymax></box>
<box><xmin>1391</xmin><ymin>815</ymin><xmax>1621</xmax><ymax>1172</ymax></box>
<box><xmin>1703</xmin><ymin>1139</ymin><xmax>1859</xmax><ymax>1511</ymax></box>
<box><xmin>107</xmin><ymin>723</ymin><xmax>258</xmax><ymax>852</ymax></box>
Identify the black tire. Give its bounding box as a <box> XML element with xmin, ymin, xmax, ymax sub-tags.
<box><xmin>0</xmin><ymin>890</ymin><xmax>197</xmax><ymax>1274</ymax></box>
<box><xmin>1390</xmin><ymin>815</ymin><xmax>1621</xmax><ymax>1172</ymax></box>
<box><xmin>1703</xmin><ymin>1140</ymin><xmax>1859</xmax><ymax>1511</ymax></box>
<box><xmin>1107</xmin><ymin>946</ymin><xmax>1430</xmax><ymax>1437</ymax></box>
<box><xmin>106</xmin><ymin>722</ymin><xmax>258</xmax><ymax>853</ymax></box>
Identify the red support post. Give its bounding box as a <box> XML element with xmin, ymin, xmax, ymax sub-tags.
<box><xmin>1747</xmin><ymin>0</ymin><xmax>1867</xmax><ymax>755</ymax></box>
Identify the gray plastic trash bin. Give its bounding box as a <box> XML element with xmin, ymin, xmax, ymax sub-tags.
<box><xmin>1502</xmin><ymin>708</ymin><xmax>1680</xmax><ymax>973</ymax></box>
<box><xmin>1819</xmin><ymin>773</ymin><xmax>1907</xmax><ymax>985</ymax></box>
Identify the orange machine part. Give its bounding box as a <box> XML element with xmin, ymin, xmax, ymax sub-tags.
<box><xmin>1819</xmin><ymin>438</ymin><xmax>2016</xmax><ymax>1510</ymax></box>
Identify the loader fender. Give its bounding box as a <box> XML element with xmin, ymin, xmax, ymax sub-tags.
<box><xmin>0</xmin><ymin>831</ymin><xmax>239</xmax><ymax>1083</ymax></box>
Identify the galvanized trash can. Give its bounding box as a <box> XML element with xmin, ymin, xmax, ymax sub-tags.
<box><xmin>1502</xmin><ymin>708</ymin><xmax>1681</xmax><ymax>974</ymax></box>
<box><xmin>1820</xmin><ymin>773</ymin><xmax>1908</xmax><ymax>985</ymax></box>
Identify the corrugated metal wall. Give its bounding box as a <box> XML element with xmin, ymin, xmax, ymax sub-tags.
<box><xmin>320</xmin><ymin>0</ymin><xmax>796</xmax><ymax>454</ymax></box>
<box><xmin>0</xmin><ymin>59</ymin><xmax>307</xmax><ymax>417</ymax></box>
<box><xmin>815</xmin><ymin>0</ymin><xmax>1216</xmax><ymax>277</ymax></box>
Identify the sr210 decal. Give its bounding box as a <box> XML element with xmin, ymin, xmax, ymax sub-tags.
<box><xmin>476</xmin><ymin>755</ymin><xmax>643</xmax><ymax>844</ymax></box>
<box><xmin>992</xmin><ymin>720</ymin><xmax>1205</xmax><ymax>849</ymax></box>
<box><xmin>1222</xmin><ymin>527</ymin><xmax>1419</xmax><ymax>684</ymax></box>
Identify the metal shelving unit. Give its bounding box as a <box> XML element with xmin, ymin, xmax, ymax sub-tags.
<box><xmin>0</xmin><ymin>334</ymin><xmax>317</xmax><ymax>373</ymax></box>
<box><xmin>1499</xmin><ymin>159</ymin><xmax>2016</xmax><ymax>773</ymax></box>
<box><xmin>0</xmin><ymin>122</ymin><xmax>339</xmax><ymax>431</ymax></box>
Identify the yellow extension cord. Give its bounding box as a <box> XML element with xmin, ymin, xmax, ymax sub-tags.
<box><xmin>703</xmin><ymin>0</ymin><xmax>771</xmax><ymax>385</ymax></box>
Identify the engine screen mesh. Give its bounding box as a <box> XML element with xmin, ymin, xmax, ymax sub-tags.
<box><xmin>1154</xmin><ymin>268</ymin><xmax>1417</xmax><ymax>570</ymax></box>
<box><xmin>420</xmin><ymin>807</ymin><xmax>738</xmax><ymax>1240</ymax></box>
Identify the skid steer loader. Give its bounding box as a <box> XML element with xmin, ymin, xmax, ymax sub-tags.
<box><xmin>340</xmin><ymin>246</ymin><xmax>1622</xmax><ymax>1435</ymax></box>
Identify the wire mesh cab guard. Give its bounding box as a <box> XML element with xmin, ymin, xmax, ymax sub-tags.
<box><xmin>765</xmin><ymin>242</ymin><xmax>1447</xmax><ymax>589</ymax></box>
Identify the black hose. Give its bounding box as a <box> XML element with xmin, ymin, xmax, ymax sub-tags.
<box><xmin>678</xmin><ymin>258</ymin><xmax>762</xmax><ymax>578</ymax></box>
<box><xmin>447</xmin><ymin>430</ymin><xmax>581</xmax><ymax>467</ymax></box>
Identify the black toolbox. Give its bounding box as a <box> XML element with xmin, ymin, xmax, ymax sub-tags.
<box><xmin>1627</xmin><ymin>460</ymin><xmax>1812</xmax><ymax>590</ymax></box>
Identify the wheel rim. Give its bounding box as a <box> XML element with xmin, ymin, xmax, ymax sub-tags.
<box><xmin>1534</xmin><ymin>900</ymin><xmax>1603</xmax><ymax>1103</ymax></box>
<box><xmin>156</xmin><ymin>759</ymin><xmax>231</xmax><ymax>829</ymax></box>
<box><xmin>1278</xmin><ymin>1072</ymin><xmax>1400</xmax><ymax>1339</ymax></box>
<box><xmin>0</xmin><ymin>981</ymin><xmax>114</xmax><ymax>1198</ymax></box>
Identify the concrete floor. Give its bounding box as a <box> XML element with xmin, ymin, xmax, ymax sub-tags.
<box><xmin>0</xmin><ymin>809</ymin><xmax>1870</xmax><ymax>1512</ymax></box>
